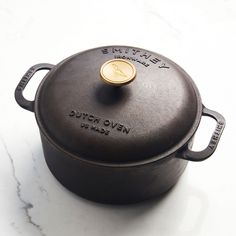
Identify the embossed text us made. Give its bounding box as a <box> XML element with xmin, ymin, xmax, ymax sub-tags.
<box><xmin>69</xmin><ymin>110</ymin><xmax>131</xmax><ymax>136</ymax></box>
<box><xmin>101</xmin><ymin>47</ymin><xmax>170</xmax><ymax>69</ymax></box>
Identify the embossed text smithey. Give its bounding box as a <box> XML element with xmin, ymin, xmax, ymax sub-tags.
<box><xmin>101</xmin><ymin>47</ymin><xmax>170</xmax><ymax>69</ymax></box>
<box><xmin>208</xmin><ymin>121</ymin><xmax>224</xmax><ymax>150</ymax></box>
<box><xmin>17</xmin><ymin>67</ymin><xmax>35</xmax><ymax>91</ymax></box>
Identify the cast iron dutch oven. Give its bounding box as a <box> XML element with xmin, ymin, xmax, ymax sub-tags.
<box><xmin>15</xmin><ymin>46</ymin><xmax>225</xmax><ymax>204</ymax></box>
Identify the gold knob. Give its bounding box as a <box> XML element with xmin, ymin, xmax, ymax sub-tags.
<box><xmin>100</xmin><ymin>59</ymin><xmax>137</xmax><ymax>86</ymax></box>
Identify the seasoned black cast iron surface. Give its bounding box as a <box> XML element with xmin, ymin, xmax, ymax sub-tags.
<box><xmin>35</xmin><ymin>46</ymin><xmax>202</xmax><ymax>164</ymax></box>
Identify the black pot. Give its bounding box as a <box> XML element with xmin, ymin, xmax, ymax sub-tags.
<box><xmin>15</xmin><ymin>46</ymin><xmax>225</xmax><ymax>204</ymax></box>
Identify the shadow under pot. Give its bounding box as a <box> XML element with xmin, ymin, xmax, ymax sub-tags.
<box><xmin>15</xmin><ymin>45</ymin><xmax>225</xmax><ymax>204</ymax></box>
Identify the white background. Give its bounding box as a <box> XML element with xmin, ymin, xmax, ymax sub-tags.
<box><xmin>0</xmin><ymin>0</ymin><xmax>235</xmax><ymax>235</ymax></box>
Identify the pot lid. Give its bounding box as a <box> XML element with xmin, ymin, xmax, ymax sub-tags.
<box><xmin>35</xmin><ymin>46</ymin><xmax>202</xmax><ymax>164</ymax></box>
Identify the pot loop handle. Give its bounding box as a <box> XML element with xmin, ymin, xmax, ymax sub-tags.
<box><xmin>177</xmin><ymin>106</ymin><xmax>225</xmax><ymax>161</ymax></box>
<box><xmin>15</xmin><ymin>63</ymin><xmax>54</xmax><ymax>112</ymax></box>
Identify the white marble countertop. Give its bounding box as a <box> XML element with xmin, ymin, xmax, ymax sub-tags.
<box><xmin>0</xmin><ymin>0</ymin><xmax>235</xmax><ymax>235</ymax></box>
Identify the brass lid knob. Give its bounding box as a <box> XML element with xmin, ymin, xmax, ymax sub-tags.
<box><xmin>100</xmin><ymin>59</ymin><xmax>137</xmax><ymax>86</ymax></box>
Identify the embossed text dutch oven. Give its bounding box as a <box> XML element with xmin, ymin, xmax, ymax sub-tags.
<box><xmin>15</xmin><ymin>46</ymin><xmax>225</xmax><ymax>204</ymax></box>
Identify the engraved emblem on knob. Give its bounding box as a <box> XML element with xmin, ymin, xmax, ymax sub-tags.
<box><xmin>100</xmin><ymin>59</ymin><xmax>137</xmax><ymax>86</ymax></box>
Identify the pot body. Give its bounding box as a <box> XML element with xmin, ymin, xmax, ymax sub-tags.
<box><xmin>40</xmin><ymin>131</ymin><xmax>188</xmax><ymax>204</ymax></box>
<box><xmin>15</xmin><ymin>49</ymin><xmax>225</xmax><ymax>204</ymax></box>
